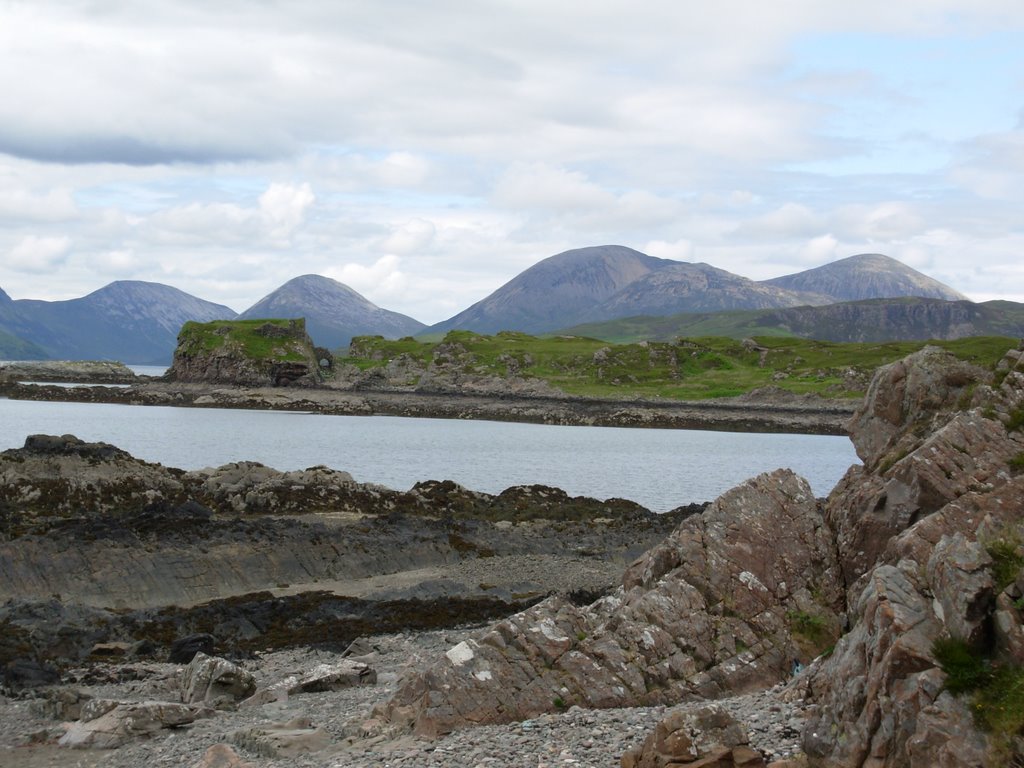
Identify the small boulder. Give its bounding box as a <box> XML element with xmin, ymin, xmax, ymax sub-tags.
<box><xmin>181</xmin><ymin>652</ymin><xmax>257</xmax><ymax>708</ymax></box>
<box><xmin>29</xmin><ymin>687</ymin><xmax>92</xmax><ymax>721</ymax></box>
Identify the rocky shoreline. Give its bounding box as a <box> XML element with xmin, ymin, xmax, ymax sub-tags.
<box><xmin>1</xmin><ymin>340</ymin><xmax>1023</xmax><ymax>766</ymax></box>
<box><xmin>0</xmin><ymin>376</ymin><xmax>856</xmax><ymax>435</ymax></box>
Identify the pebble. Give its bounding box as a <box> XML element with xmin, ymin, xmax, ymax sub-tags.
<box><xmin>0</xmin><ymin>627</ymin><xmax>811</xmax><ymax>768</ymax></box>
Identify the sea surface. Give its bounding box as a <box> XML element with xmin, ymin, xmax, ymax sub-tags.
<box><xmin>0</xmin><ymin>398</ymin><xmax>859</xmax><ymax>511</ymax></box>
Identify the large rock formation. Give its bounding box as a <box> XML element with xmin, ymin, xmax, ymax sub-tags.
<box><xmin>166</xmin><ymin>318</ymin><xmax>324</xmax><ymax>386</ymax></box>
<box><xmin>376</xmin><ymin>469</ymin><xmax>842</xmax><ymax>737</ymax></box>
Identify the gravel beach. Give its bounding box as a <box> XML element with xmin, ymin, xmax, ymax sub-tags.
<box><xmin>0</xmin><ymin>625</ymin><xmax>812</xmax><ymax>767</ymax></box>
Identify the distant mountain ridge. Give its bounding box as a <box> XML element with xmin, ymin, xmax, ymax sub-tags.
<box><xmin>590</xmin><ymin>261</ymin><xmax>827</xmax><ymax>318</ymax></box>
<box><xmin>0</xmin><ymin>246</ymin><xmax>981</xmax><ymax>363</ymax></box>
<box><xmin>237</xmin><ymin>274</ymin><xmax>425</xmax><ymax>349</ymax></box>
<box><xmin>424</xmin><ymin>246</ymin><xmax>967</xmax><ymax>336</ymax></box>
<box><xmin>0</xmin><ymin>281</ymin><xmax>238</xmax><ymax>363</ymax></box>
<box><xmin>763</xmin><ymin>253</ymin><xmax>968</xmax><ymax>302</ymax></box>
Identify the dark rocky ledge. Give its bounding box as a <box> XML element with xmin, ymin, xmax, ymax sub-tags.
<box><xmin>0</xmin><ymin>378</ymin><xmax>856</xmax><ymax>435</ymax></box>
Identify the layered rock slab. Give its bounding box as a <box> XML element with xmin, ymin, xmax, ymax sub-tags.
<box><xmin>378</xmin><ymin>469</ymin><xmax>842</xmax><ymax>737</ymax></box>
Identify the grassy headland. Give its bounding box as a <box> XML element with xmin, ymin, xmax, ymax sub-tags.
<box><xmin>176</xmin><ymin>318</ymin><xmax>313</xmax><ymax>362</ymax></box>
<box><xmin>343</xmin><ymin>331</ymin><xmax>1015</xmax><ymax>401</ymax></box>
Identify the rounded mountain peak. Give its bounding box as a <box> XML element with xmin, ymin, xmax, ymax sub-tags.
<box><xmin>764</xmin><ymin>252</ymin><xmax>967</xmax><ymax>302</ymax></box>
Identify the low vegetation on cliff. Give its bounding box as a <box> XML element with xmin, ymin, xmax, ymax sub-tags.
<box><xmin>343</xmin><ymin>330</ymin><xmax>1015</xmax><ymax>400</ymax></box>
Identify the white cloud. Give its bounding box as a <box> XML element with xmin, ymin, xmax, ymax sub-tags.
<box><xmin>734</xmin><ymin>203</ymin><xmax>822</xmax><ymax>239</ymax></box>
<box><xmin>2</xmin><ymin>1</ymin><xmax>1024</xmax><ymax>315</ymax></box>
<box><xmin>0</xmin><ymin>185</ymin><xmax>78</xmax><ymax>222</ymax></box>
<box><xmin>378</xmin><ymin>219</ymin><xmax>436</xmax><ymax>255</ymax></box>
<box><xmin>259</xmin><ymin>182</ymin><xmax>315</xmax><ymax>240</ymax></box>
<box><xmin>644</xmin><ymin>239</ymin><xmax>696</xmax><ymax>262</ymax></box>
<box><xmin>830</xmin><ymin>202</ymin><xmax>926</xmax><ymax>241</ymax></box>
<box><xmin>800</xmin><ymin>234</ymin><xmax>841</xmax><ymax>266</ymax></box>
<box><xmin>7</xmin><ymin>235</ymin><xmax>71</xmax><ymax>272</ymax></box>
<box><xmin>494</xmin><ymin>164</ymin><xmax>614</xmax><ymax>212</ymax></box>
<box><xmin>91</xmin><ymin>250</ymin><xmax>139</xmax><ymax>274</ymax></box>
<box><xmin>325</xmin><ymin>255</ymin><xmax>407</xmax><ymax>300</ymax></box>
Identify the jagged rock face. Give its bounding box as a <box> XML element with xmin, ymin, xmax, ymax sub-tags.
<box><xmin>377</xmin><ymin>470</ymin><xmax>842</xmax><ymax>738</ymax></box>
<box><xmin>846</xmin><ymin>345</ymin><xmax>988</xmax><ymax>472</ymax></box>
<box><xmin>803</xmin><ymin>342</ymin><xmax>1024</xmax><ymax>767</ymax></box>
<box><xmin>828</xmin><ymin>346</ymin><xmax>1019</xmax><ymax>585</ymax></box>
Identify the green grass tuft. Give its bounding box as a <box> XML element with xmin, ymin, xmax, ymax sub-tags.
<box><xmin>1009</xmin><ymin>453</ymin><xmax>1024</xmax><ymax>473</ymax></box>
<box><xmin>986</xmin><ymin>538</ymin><xmax>1024</xmax><ymax>593</ymax></box>
<box><xmin>933</xmin><ymin>636</ymin><xmax>1024</xmax><ymax>761</ymax></box>
<box><xmin>1006</xmin><ymin>407</ymin><xmax>1024</xmax><ymax>434</ymax></box>
<box><xmin>932</xmin><ymin>636</ymin><xmax>992</xmax><ymax>695</ymax></box>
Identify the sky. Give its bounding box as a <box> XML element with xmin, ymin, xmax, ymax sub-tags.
<box><xmin>1</xmin><ymin>1</ymin><xmax>1023</xmax><ymax>324</ymax></box>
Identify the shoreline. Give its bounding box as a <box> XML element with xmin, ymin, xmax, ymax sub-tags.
<box><xmin>0</xmin><ymin>379</ymin><xmax>857</xmax><ymax>435</ymax></box>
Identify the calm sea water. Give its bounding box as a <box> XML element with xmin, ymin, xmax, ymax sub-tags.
<box><xmin>0</xmin><ymin>398</ymin><xmax>859</xmax><ymax>511</ymax></box>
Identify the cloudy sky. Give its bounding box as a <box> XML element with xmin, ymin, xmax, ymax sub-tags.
<box><xmin>1</xmin><ymin>1</ymin><xmax>1022</xmax><ymax>323</ymax></box>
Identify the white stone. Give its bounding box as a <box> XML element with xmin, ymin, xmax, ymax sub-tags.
<box><xmin>446</xmin><ymin>641</ymin><xmax>475</xmax><ymax>667</ymax></box>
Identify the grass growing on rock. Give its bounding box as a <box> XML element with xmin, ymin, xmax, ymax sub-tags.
<box><xmin>932</xmin><ymin>636</ymin><xmax>1024</xmax><ymax>761</ymax></box>
<box><xmin>342</xmin><ymin>331</ymin><xmax>1015</xmax><ymax>401</ymax></box>
<box><xmin>177</xmin><ymin>319</ymin><xmax>311</xmax><ymax>362</ymax></box>
<box><xmin>985</xmin><ymin>536</ymin><xmax>1024</xmax><ymax>592</ymax></box>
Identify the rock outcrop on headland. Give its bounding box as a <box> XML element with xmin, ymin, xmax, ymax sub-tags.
<box><xmin>166</xmin><ymin>318</ymin><xmax>325</xmax><ymax>387</ymax></box>
<box><xmin>369</xmin><ymin>341</ymin><xmax>1024</xmax><ymax>765</ymax></box>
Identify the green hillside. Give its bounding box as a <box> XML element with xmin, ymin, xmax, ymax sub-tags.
<box><xmin>343</xmin><ymin>331</ymin><xmax>1015</xmax><ymax>401</ymax></box>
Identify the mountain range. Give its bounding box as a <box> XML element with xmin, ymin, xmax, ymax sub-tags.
<box><xmin>0</xmin><ymin>246</ymin><xmax>1002</xmax><ymax>363</ymax></box>
<box><xmin>422</xmin><ymin>247</ymin><xmax>967</xmax><ymax>335</ymax></box>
